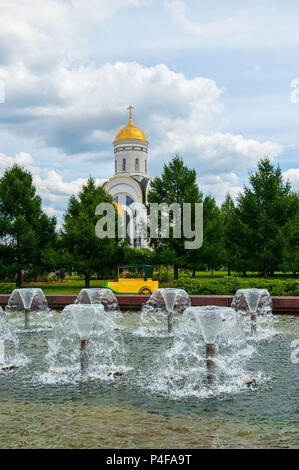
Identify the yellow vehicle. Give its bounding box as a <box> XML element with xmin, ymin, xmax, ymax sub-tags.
<box><xmin>105</xmin><ymin>265</ymin><xmax>159</xmax><ymax>295</ymax></box>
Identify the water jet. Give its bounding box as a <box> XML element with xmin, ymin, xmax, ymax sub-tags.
<box><xmin>141</xmin><ymin>288</ymin><xmax>190</xmax><ymax>333</ymax></box>
<box><xmin>6</xmin><ymin>288</ymin><xmax>49</xmax><ymax>329</ymax></box>
<box><xmin>232</xmin><ymin>289</ymin><xmax>273</xmax><ymax>336</ymax></box>
<box><xmin>186</xmin><ymin>306</ymin><xmax>222</xmax><ymax>384</ymax></box>
<box><xmin>75</xmin><ymin>288</ymin><xmax>119</xmax><ymax>311</ymax></box>
<box><xmin>46</xmin><ymin>304</ymin><xmax>124</xmax><ymax>379</ymax></box>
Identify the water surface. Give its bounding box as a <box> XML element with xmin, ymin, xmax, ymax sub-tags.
<box><xmin>0</xmin><ymin>312</ymin><xmax>298</xmax><ymax>449</ymax></box>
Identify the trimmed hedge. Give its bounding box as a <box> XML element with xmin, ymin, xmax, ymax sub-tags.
<box><xmin>0</xmin><ymin>283</ymin><xmax>11</xmax><ymax>294</ymax></box>
<box><xmin>173</xmin><ymin>277</ymin><xmax>299</xmax><ymax>296</ymax></box>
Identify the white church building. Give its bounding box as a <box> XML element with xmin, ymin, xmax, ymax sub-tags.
<box><xmin>103</xmin><ymin>106</ymin><xmax>154</xmax><ymax>247</ymax></box>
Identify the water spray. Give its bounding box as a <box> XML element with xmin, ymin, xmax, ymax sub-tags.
<box><xmin>197</xmin><ymin>308</ymin><xmax>222</xmax><ymax>385</ymax></box>
<box><xmin>72</xmin><ymin>305</ymin><xmax>101</xmax><ymax>375</ymax></box>
<box><xmin>48</xmin><ymin>304</ymin><xmax>123</xmax><ymax>379</ymax></box>
<box><xmin>243</xmin><ymin>291</ymin><xmax>262</xmax><ymax>336</ymax></box>
<box><xmin>0</xmin><ymin>339</ymin><xmax>17</xmax><ymax>371</ymax></box>
<box><xmin>160</xmin><ymin>289</ymin><xmax>178</xmax><ymax>334</ymax></box>
<box><xmin>232</xmin><ymin>289</ymin><xmax>273</xmax><ymax>337</ymax></box>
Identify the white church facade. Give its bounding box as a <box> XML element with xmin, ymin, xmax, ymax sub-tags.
<box><xmin>103</xmin><ymin>106</ymin><xmax>154</xmax><ymax>247</ymax></box>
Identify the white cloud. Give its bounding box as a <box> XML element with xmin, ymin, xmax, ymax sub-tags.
<box><xmin>0</xmin><ymin>151</ymin><xmax>106</xmax><ymax>223</ymax></box>
<box><xmin>0</xmin><ymin>0</ymin><xmax>288</xmax><ymax>207</ymax></box>
<box><xmin>70</xmin><ymin>0</ymin><xmax>141</xmax><ymax>23</ymax></box>
<box><xmin>0</xmin><ymin>151</ymin><xmax>33</xmax><ymax>170</ymax></box>
<box><xmin>33</xmin><ymin>170</ymin><xmax>105</xmax><ymax>198</ymax></box>
<box><xmin>192</xmin><ymin>132</ymin><xmax>283</xmax><ymax>175</ymax></box>
<box><xmin>0</xmin><ymin>0</ymin><xmax>76</xmax><ymax>69</ymax></box>
<box><xmin>166</xmin><ymin>1</ymin><xmax>252</xmax><ymax>41</ymax></box>
<box><xmin>166</xmin><ymin>0</ymin><xmax>299</xmax><ymax>46</ymax></box>
<box><xmin>43</xmin><ymin>205</ymin><xmax>64</xmax><ymax>220</ymax></box>
<box><xmin>0</xmin><ymin>60</ymin><xmax>226</xmax><ymax>155</ymax></box>
<box><xmin>283</xmin><ymin>168</ymin><xmax>299</xmax><ymax>191</ymax></box>
<box><xmin>0</xmin><ymin>59</ymin><xmax>284</xmax><ymax>205</ymax></box>
<box><xmin>199</xmin><ymin>172</ymin><xmax>243</xmax><ymax>205</ymax></box>
<box><xmin>0</xmin><ymin>0</ymin><xmax>142</xmax><ymax>69</ymax></box>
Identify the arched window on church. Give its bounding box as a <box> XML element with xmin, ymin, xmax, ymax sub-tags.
<box><xmin>122</xmin><ymin>158</ymin><xmax>126</xmax><ymax>171</ymax></box>
<box><xmin>115</xmin><ymin>160</ymin><xmax>117</xmax><ymax>173</ymax></box>
<box><xmin>135</xmin><ymin>158</ymin><xmax>139</xmax><ymax>171</ymax></box>
<box><xmin>145</xmin><ymin>159</ymin><xmax>147</xmax><ymax>173</ymax></box>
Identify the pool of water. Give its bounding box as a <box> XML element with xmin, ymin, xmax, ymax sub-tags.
<box><xmin>0</xmin><ymin>312</ymin><xmax>298</xmax><ymax>449</ymax></box>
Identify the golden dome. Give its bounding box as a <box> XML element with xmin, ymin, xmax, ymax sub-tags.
<box><xmin>114</xmin><ymin>106</ymin><xmax>147</xmax><ymax>143</ymax></box>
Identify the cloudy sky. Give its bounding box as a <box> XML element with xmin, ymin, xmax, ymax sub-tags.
<box><xmin>0</xmin><ymin>0</ymin><xmax>299</xmax><ymax>223</ymax></box>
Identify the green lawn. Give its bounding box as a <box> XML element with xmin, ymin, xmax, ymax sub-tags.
<box><xmin>4</xmin><ymin>280</ymin><xmax>107</xmax><ymax>295</ymax></box>
<box><xmin>1</xmin><ymin>270</ymin><xmax>297</xmax><ymax>296</ymax></box>
<box><xmin>179</xmin><ymin>271</ymin><xmax>297</xmax><ymax>280</ymax></box>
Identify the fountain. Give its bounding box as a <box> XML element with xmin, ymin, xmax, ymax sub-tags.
<box><xmin>219</xmin><ymin>308</ymin><xmax>244</xmax><ymax>345</ymax></box>
<box><xmin>46</xmin><ymin>304</ymin><xmax>124</xmax><ymax>379</ymax></box>
<box><xmin>143</xmin><ymin>304</ymin><xmax>256</xmax><ymax>397</ymax></box>
<box><xmin>75</xmin><ymin>288</ymin><xmax>119</xmax><ymax>311</ymax></box>
<box><xmin>5</xmin><ymin>288</ymin><xmax>48</xmax><ymax>329</ymax></box>
<box><xmin>162</xmin><ymin>289</ymin><xmax>177</xmax><ymax>333</ymax></box>
<box><xmin>192</xmin><ymin>306</ymin><xmax>222</xmax><ymax>383</ymax></box>
<box><xmin>141</xmin><ymin>288</ymin><xmax>190</xmax><ymax>334</ymax></box>
<box><xmin>231</xmin><ymin>289</ymin><xmax>273</xmax><ymax>336</ymax></box>
<box><xmin>0</xmin><ymin>295</ymin><xmax>298</xmax><ymax>448</ymax></box>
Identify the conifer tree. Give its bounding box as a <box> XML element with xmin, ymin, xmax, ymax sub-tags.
<box><xmin>62</xmin><ymin>178</ymin><xmax>123</xmax><ymax>287</ymax></box>
<box><xmin>147</xmin><ymin>156</ymin><xmax>202</xmax><ymax>280</ymax></box>
<box><xmin>0</xmin><ymin>164</ymin><xmax>56</xmax><ymax>286</ymax></box>
<box><xmin>236</xmin><ymin>158</ymin><xmax>297</xmax><ymax>278</ymax></box>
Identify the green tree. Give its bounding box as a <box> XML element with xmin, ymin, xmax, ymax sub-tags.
<box><xmin>62</xmin><ymin>178</ymin><xmax>123</xmax><ymax>287</ymax></box>
<box><xmin>221</xmin><ymin>193</ymin><xmax>238</xmax><ymax>276</ymax></box>
<box><xmin>281</xmin><ymin>192</ymin><xmax>299</xmax><ymax>276</ymax></box>
<box><xmin>123</xmin><ymin>247</ymin><xmax>155</xmax><ymax>266</ymax></box>
<box><xmin>147</xmin><ymin>156</ymin><xmax>202</xmax><ymax>280</ymax></box>
<box><xmin>184</xmin><ymin>195</ymin><xmax>225</xmax><ymax>277</ymax></box>
<box><xmin>200</xmin><ymin>195</ymin><xmax>224</xmax><ymax>277</ymax></box>
<box><xmin>0</xmin><ymin>164</ymin><xmax>57</xmax><ymax>286</ymax></box>
<box><xmin>236</xmin><ymin>158</ymin><xmax>298</xmax><ymax>278</ymax></box>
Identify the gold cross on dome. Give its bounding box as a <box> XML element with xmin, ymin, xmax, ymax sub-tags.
<box><xmin>127</xmin><ymin>105</ymin><xmax>134</xmax><ymax>120</ymax></box>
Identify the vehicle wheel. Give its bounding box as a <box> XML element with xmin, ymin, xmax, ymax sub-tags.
<box><xmin>139</xmin><ymin>288</ymin><xmax>152</xmax><ymax>295</ymax></box>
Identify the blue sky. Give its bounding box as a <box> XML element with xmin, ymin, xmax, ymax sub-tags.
<box><xmin>0</xmin><ymin>0</ymin><xmax>298</xmax><ymax>223</ymax></box>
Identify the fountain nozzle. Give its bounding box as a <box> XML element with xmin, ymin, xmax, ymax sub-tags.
<box><xmin>167</xmin><ymin>312</ymin><xmax>173</xmax><ymax>333</ymax></box>
<box><xmin>24</xmin><ymin>308</ymin><xmax>30</xmax><ymax>329</ymax></box>
<box><xmin>250</xmin><ymin>311</ymin><xmax>257</xmax><ymax>335</ymax></box>
<box><xmin>206</xmin><ymin>342</ymin><xmax>216</xmax><ymax>384</ymax></box>
<box><xmin>80</xmin><ymin>338</ymin><xmax>89</xmax><ymax>374</ymax></box>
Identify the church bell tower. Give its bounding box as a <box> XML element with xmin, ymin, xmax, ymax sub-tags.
<box><xmin>113</xmin><ymin>106</ymin><xmax>148</xmax><ymax>181</ymax></box>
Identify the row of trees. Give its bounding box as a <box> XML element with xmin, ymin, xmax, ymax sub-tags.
<box><xmin>0</xmin><ymin>156</ymin><xmax>298</xmax><ymax>287</ymax></box>
<box><xmin>0</xmin><ymin>167</ymin><xmax>124</xmax><ymax>287</ymax></box>
<box><xmin>147</xmin><ymin>157</ymin><xmax>299</xmax><ymax>279</ymax></box>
